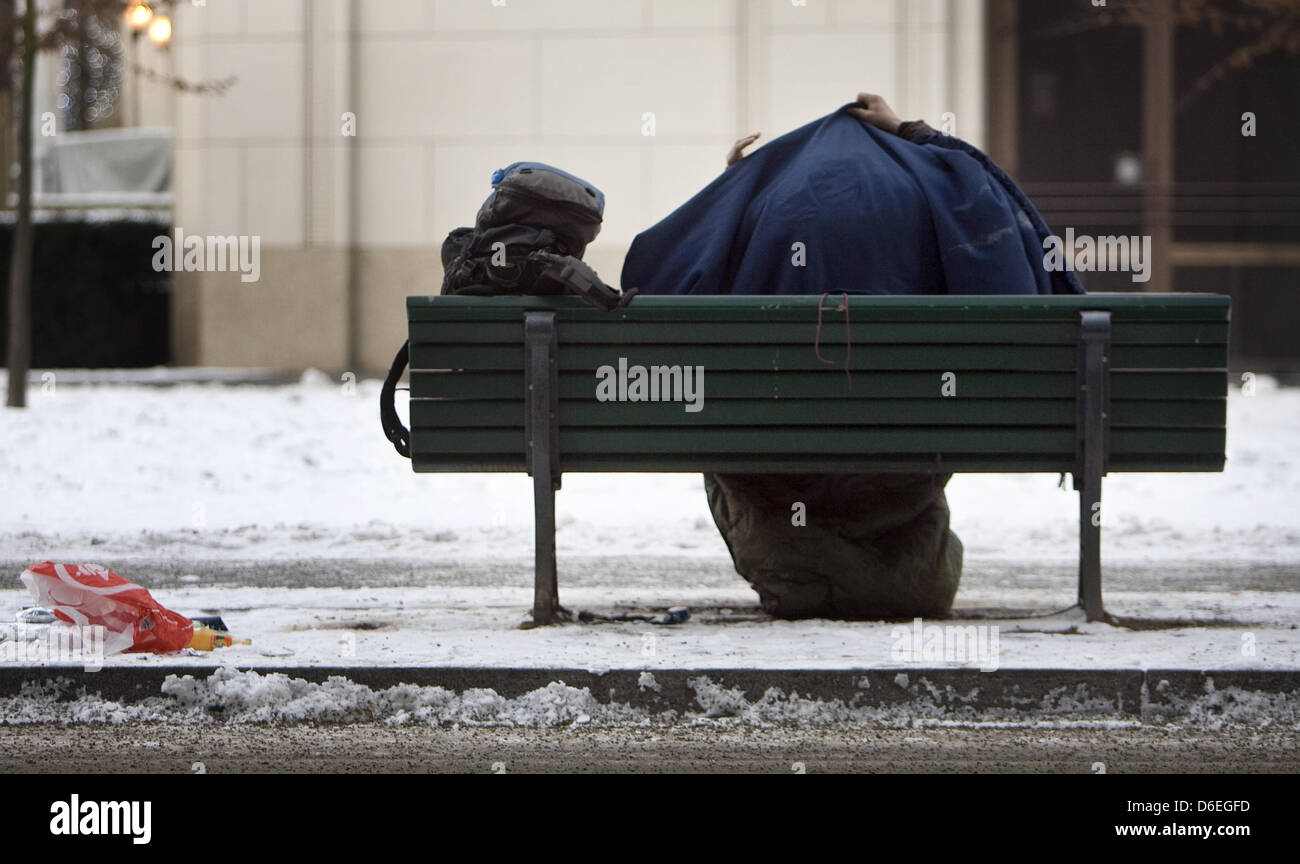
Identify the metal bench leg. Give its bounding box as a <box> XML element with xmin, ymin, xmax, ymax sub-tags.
<box><xmin>525</xmin><ymin>312</ymin><xmax>561</xmax><ymax>626</ymax></box>
<box><xmin>531</xmin><ymin>462</ymin><xmax>558</xmax><ymax>625</ymax></box>
<box><xmin>1076</xmin><ymin>471</ymin><xmax>1103</xmax><ymax>620</ymax></box>
<box><xmin>1077</xmin><ymin>311</ymin><xmax>1111</xmax><ymax>622</ymax></box>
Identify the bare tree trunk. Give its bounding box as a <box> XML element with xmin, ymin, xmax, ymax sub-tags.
<box><xmin>5</xmin><ymin>0</ymin><xmax>35</xmax><ymax>408</ymax></box>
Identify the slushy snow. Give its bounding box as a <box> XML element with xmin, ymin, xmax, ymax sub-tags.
<box><xmin>1</xmin><ymin>667</ymin><xmax>1294</xmax><ymax>731</ymax></box>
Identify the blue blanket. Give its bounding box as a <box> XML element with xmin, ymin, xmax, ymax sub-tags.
<box><xmin>621</xmin><ymin>105</ymin><xmax>1082</xmax><ymax>296</ymax></box>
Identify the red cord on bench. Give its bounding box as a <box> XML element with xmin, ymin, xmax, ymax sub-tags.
<box><xmin>814</xmin><ymin>291</ymin><xmax>852</xmax><ymax>387</ymax></box>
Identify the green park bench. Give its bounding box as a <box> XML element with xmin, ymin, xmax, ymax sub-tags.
<box><xmin>404</xmin><ymin>293</ymin><xmax>1230</xmax><ymax>626</ymax></box>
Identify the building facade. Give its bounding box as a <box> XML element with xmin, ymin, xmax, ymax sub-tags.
<box><xmin>164</xmin><ymin>0</ymin><xmax>985</xmax><ymax>372</ymax></box>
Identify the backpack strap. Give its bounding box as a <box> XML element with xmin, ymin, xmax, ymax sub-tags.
<box><xmin>380</xmin><ymin>340</ymin><xmax>411</xmax><ymax>459</ymax></box>
<box><xmin>528</xmin><ymin>250</ymin><xmax>637</xmax><ymax>311</ymax></box>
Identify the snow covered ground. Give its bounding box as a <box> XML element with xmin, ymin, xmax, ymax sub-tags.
<box><xmin>3</xmin><ymin>369</ymin><xmax>1297</xmax><ymax>565</ymax></box>
<box><xmin>0</xmin><ymin>371</ymin><xmax>1297</xmax><ymax>673</ymax></box>
<box><xmin>1</xmin><ymin>583</ymin><xmax>1297</xmax><ymax>670</ymax></box>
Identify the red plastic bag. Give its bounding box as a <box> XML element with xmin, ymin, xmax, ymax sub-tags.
<box><xmin>19</xmin><ymin>562</ymin><xmax>194</xmax><ymax>654</ymax></box>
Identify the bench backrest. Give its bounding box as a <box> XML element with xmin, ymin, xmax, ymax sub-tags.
<box><xmin>406</xmin><ymin>294</ymin><xmax>1229</xmax><ymax>475</ymax></box>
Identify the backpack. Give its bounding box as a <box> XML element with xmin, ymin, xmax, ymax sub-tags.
<box><xmin>439</xmin><ymin>162</ymin><xmax>631</xmax><ymax>309</ymax></box>
<box><xmin>381</xmin><ymin>162</ymin><xmax>634</xmax><ymax>458</ymax></box>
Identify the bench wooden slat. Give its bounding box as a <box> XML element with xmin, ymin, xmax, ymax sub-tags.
<box><xmin>409</xmin><ymin>342</ymin><xmax>1226</xmax><ymax>372</ymax></box>
<box><xmin>410</xmin><ymin>369</ymin><xmax>1227</xmax><ymax>400</ymax></box>
<box><xmin>410</xmin><ymin>397</ymin><xmax>1225</xmax><ymax>428</ymax></box>
<box><xmin>408</xmin><ymin>293</ymin><xmax>1231</xmax><ymax>323</ymax></box>
<box><xmin>410</xmin><ymin>453</ymin><xmax>1227</xmax><ymax>474</ymax></box>
<box><xmin>406</xmin><ymin>425</ymin><xmax>1225</xmax><ymax>457</ymax></box>
<box><xmin>409</xmin><ymin>320</ymin><xmax>1230</xmax><ymax>346</ymax></box>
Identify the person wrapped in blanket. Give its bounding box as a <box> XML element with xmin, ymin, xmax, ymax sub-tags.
<box><xmin>620</xmin><ymin>93</ymin><xmax>1082</xmax><ymax>620</ymax></box>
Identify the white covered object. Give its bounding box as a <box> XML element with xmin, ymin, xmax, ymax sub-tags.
<box><xmin>37</xmin><ymin>126</ymin><xmax>173</xmax><ymax>199</ymax></box>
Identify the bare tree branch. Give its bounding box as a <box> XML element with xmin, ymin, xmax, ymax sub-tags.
<box><xmin>1035</xmin><ymin>0</ymin><xmax>1300</xmax><ymax>111</ymax></box>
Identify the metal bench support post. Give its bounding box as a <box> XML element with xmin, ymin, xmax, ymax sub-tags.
<box><xmin>1075</xmin><ymin>310</ymin><xmax>1112</xmax><ymax>622</ymax></box>
<box><xmin>524</xmin><ymin>311</ymin><xmax>562</xmax><ymax>626</ymax></box>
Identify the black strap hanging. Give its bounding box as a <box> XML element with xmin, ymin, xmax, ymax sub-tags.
<box><xmin>380</xmin><ymin>340</ymin><xmax>411</xmax><ymax>459</ymax></box>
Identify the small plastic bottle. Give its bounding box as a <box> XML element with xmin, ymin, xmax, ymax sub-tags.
<box><xmin>188</xmin><ymin>625</ymin><xmax>251</xmax><ymax>651</ymax></box>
